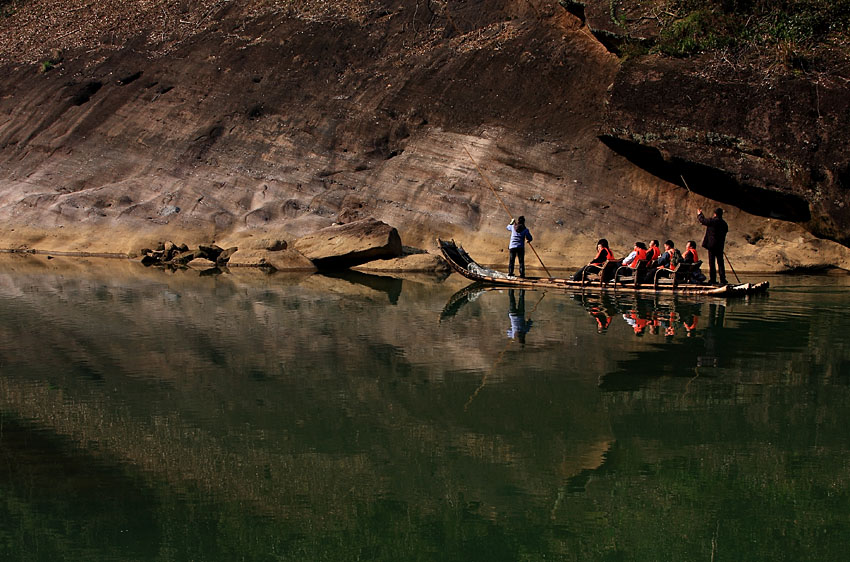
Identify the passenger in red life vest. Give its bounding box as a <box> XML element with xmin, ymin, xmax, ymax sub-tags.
<box><xmin>683</xmin><ymin>240</ymin><xmax>699</xmax><ymax>264</ymax></box>
<box><xmin>572</xmin><ymin>238</ymin><xmax>615</xmax><ymax>281</ymax></box>
<box><xmin>683</xmin><ymin>240</ymin><xmax>708</xmax><ymax>283</ymax></box>
<box><xmin>646</xmin><ymin>240</ymin><xmax>661</xmax><ymax>263</ymax></box>
<box><xmin>621</xmin><ymin>241</ymin><xmax>648</xmax><ymax>269</ymax></box>
<box><xmin>641</xmin><ymin>240</ymin><xmax>680</xmax><ymax>283</ymax></box>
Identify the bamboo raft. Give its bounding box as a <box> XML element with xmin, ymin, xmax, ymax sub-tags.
<box><xmin>437</xmin><ymin>238</ymin><xmax>769</xmax><ymax>297</ymax></box>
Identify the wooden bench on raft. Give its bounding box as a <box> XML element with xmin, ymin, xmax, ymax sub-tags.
<box><xmin>613</xmin><ymin>260</ymin><xmax>649</xmax><ymax>289</ymax></box>
<box><xmin>578</xmin><ymin>260</ymin><xmax>618</xmax><ymax>285</ymax></box>
<box><xmin>650</xmin><ymin>260</ymin><xmax>703</xmax><ymax>289</ymax></box>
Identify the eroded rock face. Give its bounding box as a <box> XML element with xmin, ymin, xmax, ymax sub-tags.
<box><xmin>601</xmin><ymin>57</ymin><xmax>850</xmax><ymax>246</ymax></box>
<box><xmin>568</xmin><ymin>0</ymin><xmax>850</xmax><ymax>246</ymax></box>
<box><xmin>0</xmin><ymin>0</ymin><xmax>847</xmax><ymax>272</ymax></box>
<box><xmin>292</xmin><ymin>218</ymin><xmax>403</xmax><ymax>270</ymax></box>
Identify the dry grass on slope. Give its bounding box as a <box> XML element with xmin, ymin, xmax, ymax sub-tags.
<box><xmin>0</xmin><ymin>0</ymin><xmax>375</xmax><ymax>64</ymax></box>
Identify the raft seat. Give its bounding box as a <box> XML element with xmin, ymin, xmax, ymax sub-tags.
<box><xmin>652</xmin><ymin>261</ymin><xmax>702</xmax><ymax>289</ymax></box>
<box><xmin>579</xmin><ymin>260</ymin><xmax>618</xmax><ymax>285</ymax></box>
<box><xmin>614</xmin><ymin>260</ymin><xmax>648</xmax><ymax>289</ymax></box>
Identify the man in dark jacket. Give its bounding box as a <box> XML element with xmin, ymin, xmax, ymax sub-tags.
<box><xmin>697</xmin><ymin>207</ymin><xmax>728</xmax><ymax>285</ymax></box>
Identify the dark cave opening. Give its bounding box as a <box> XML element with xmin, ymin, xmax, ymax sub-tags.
<box><xmin>600</xmin><ymin>135</ymin><xmax>811</xmax><ymax>223</ymax></box>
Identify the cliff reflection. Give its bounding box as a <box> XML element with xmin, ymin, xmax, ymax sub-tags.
<box><xmin>3</xmin><ymin>259</ymin><xmax>850</xmax><ymax>561</ymax></box>
<box><xmin>0</xmin><ymin>256</ymin><xmax>613</xmax><ymax>560</ymax></box>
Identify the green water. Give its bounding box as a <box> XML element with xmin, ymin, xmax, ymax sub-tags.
<box><xmin>0</xmin><ymin>256</ymin><xmax>849</xmax><ymax>561</ymax></box>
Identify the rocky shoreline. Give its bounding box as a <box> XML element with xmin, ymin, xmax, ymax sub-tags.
<box><xmin>133</xmin><ymin>218</ymin><xmax>449</xmax><ymax>274</ymax></box>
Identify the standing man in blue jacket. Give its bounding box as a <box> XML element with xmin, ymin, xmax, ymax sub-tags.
<box><xmin>507</xmin><ymin>216</ymin><xmax>533</xmax><ymax>277</ymax></box>
<box><xmin>698</xmin><ymin>207</ymin><xmax>728</xmax><ymax>285</ymax></box>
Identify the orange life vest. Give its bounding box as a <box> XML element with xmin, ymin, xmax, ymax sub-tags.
<box><xmin>647</xmin><ymin>246</ymin><xmax>660</xmax><ymax>262</ymax></box>
<box><xmin>684</xmin><ymin>247</ymin><xmax>698</xmax><ymax>262</ymax></box>
<box><xmin>600</xmin><ymin>247</ymin><xmax>614</xmax><ymax>261</ymax></box>
<box><xmin>663</xmin><ymin>249</ymin><xmax>677</xmax><ymax>270</ymax></box>
<box><xmin>629</xmin><ymin>247</ymin><xmax>647</xmax><ymax>268</ymax></box>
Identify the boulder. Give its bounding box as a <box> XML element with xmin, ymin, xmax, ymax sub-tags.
<box><xmin>138</xmin><ymin>254</ymin><xmax>157</xmax><ymax>266</ymax></box>
<box><xmin>242</xmin><ymin>238</ymin><xmax>288</xmax><ymax>251</ymax></box>
<box><xmin>217</xmin><ymin>246</ymin><xmax>238</xmax><ymax>264</ymax></box>
<box><xmin>292</xmin><ymin>218</ymin><xmax>403</xmax><ymax>270</ymax></box>
<box><xmin>353</xmin><ymin>253</ymin><xmax>450</xmax><ymax>273</ymax></box>
<box><xmin>170</xmin><ymin>249</ymin><xmax>202</xmax><ymax>264</ymax></box>
<box><xmin>187</xmin><ymin>257</ymin><xmax>217</xmax><ymax>270</ymax></box>
<box><xmin>198</xmin><ymin>244</ymin><xmax>224</xmax><ymax>261</ymax></box>
<box><xmin>227</xmin><ymin>248</ymin><xmax>316</xmax><ymax>271</ymax></box>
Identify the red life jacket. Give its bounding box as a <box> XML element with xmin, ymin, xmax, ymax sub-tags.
<box><xmin>647</xmin><ymin>246</ymin><xmax>660</xmax><ymax>262</ymax></box>
<box><xmin>629</xmin><ymin>247</ymin><xmax>647</xmax><ymax>268</ymax></box>
<box><xmin>684</xmin><ymin>247</ymin><xmax>698</xmax><ymax>262</ymax></box>
<box><xmin>663</xmin><ymin>250</ymin><xmax>677</xmax><ymax>270</ymax></box>
<box><xmin>594</xmin><ymin>247</ymin><xmax>614</xmax><ymax>262</ymax></box>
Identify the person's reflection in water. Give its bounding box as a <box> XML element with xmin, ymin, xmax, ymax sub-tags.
<box><xmin>507</xmin><ymin>289</ymin><xmax>533</xmax><ymax>345</ymax></box>
<box><xmin>698</xmin><ymin>303</ymin><xmax>725</xmax><ymax>366</ymax></box>
<box><xmin>661</xmin><ymin>310</ymin><xmax>677</xmax><ymax>340</ymax></box>
<box><xmin>623</xmin><ymin>309</ymin><xmax>650</xmax><ymax>336</ymax></box>
<box><xmin>683</xmin><ymin>312</ymin><xmax>699</xmax><ymax>337</ymax></box>
<box><xmin>589</xmin><ymin>304</ymin><xmax>612</xmax><ymax>333</ymax></box>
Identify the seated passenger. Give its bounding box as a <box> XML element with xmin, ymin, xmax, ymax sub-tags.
<box><xmin>683</xmin><ymin>240</ymin><xmax>707</xmax><ymax>283</ymax></box>
<box><xmin>683</xmin><ymin>240</ymin><xmax>699</xmax><ymax>263</ymax></box>
<box><xmin>656</xmin><ymin>240</ymin><xmax>680</xmax><ymax>270</ymax></box>
<box><xmin>621</xmin><ymin>241</ymin><xmax>648</xmax><ymax>269</ymax></box>
<box><xmin>572</xmin><ymin>238</ymin><xmax>615</xmax><ymax>281</ymax></box>
<box><xmin>642</xmin><ymin>240</ymin><xmax>680</xmax><ymax>283</ymax></box>
<box><xmin>646</xmin><ymin>240</ymin><xmax>661</xmax><ymax>263</ymax></box>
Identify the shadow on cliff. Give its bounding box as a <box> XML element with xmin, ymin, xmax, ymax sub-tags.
<box><xmin>600</xmin><ymin>135</ymin><xmax>812</xmax><ymax>223</ymax></box>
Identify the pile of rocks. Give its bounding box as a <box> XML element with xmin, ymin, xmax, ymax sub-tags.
<box><xmin>135</xmin><ymin>219</ymin><xmax>448</xmax><ymax>273</ymax></box>
<box><xmin>138</xmin><ymin>241</ymin><xmax>237</xmax><ymax>269</ymax></box>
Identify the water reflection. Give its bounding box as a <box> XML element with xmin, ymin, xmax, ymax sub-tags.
<box><xmin>319</xmin><ymin>270</ymin><xmax>404</xmax><ymax>304</ymax></box>
<box><xmin>572</xmin><ymin>291</ymin><xmax>718</xmax><ymax>340</ymax></box>
<box><xmin>506</xmin><ymin>289</ymin><xmax>533</xmax><ymax>344</ymax></box>
<box><xmin>2</xmin><ymin>256</ymin><xmax>850</xmax><ymax>561</ymax></box>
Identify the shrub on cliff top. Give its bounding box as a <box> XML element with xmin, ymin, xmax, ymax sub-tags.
<box><xmin>650</xmin><ymin>0</ymin><xmax>850</xmax><ymax>57</ymax></box>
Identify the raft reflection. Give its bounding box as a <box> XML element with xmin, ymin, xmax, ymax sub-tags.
<box><xmin>571</xmin><ymin>291</ymin><xmax>724</xmax><ymax>340</ymax></box>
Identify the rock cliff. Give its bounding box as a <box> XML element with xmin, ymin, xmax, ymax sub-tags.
<box><xmin>0</xmin><ymin>0</ymin><xmax>848</xmax><ymax>271</ymax></box>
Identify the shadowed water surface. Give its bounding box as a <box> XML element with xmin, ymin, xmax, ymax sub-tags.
<box><xmin>0</xmin><ymin>255</ymin><xmax>849</xmax><ymax>561</ymax></box>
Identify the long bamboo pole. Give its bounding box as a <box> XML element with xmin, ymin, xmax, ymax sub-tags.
<box><xmin>464</xmin><ymin>147</ymin><xmax>552</xmax><ymax>277</ymax></box>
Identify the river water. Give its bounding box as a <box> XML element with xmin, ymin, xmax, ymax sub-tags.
<box><xmin>0</xmin><ymin>255</ymin><xmax>848</xmax><ymax>561</ymax></box>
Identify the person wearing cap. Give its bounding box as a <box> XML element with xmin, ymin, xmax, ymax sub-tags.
<box><xmin>698</xmin><ymin>207</ymin><xmax>728</xmax><ymax>285</ymax></box>
<box><xmin>506</xmin><ymin>215</ymin><xmax>533</xmax><ymax>277</ymax></box>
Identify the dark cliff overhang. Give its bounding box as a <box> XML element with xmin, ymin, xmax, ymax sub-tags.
<box><xmin>599</xmin><ymin>135</ymin><xmax>812</xmax><ymax>223</ymax></box>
